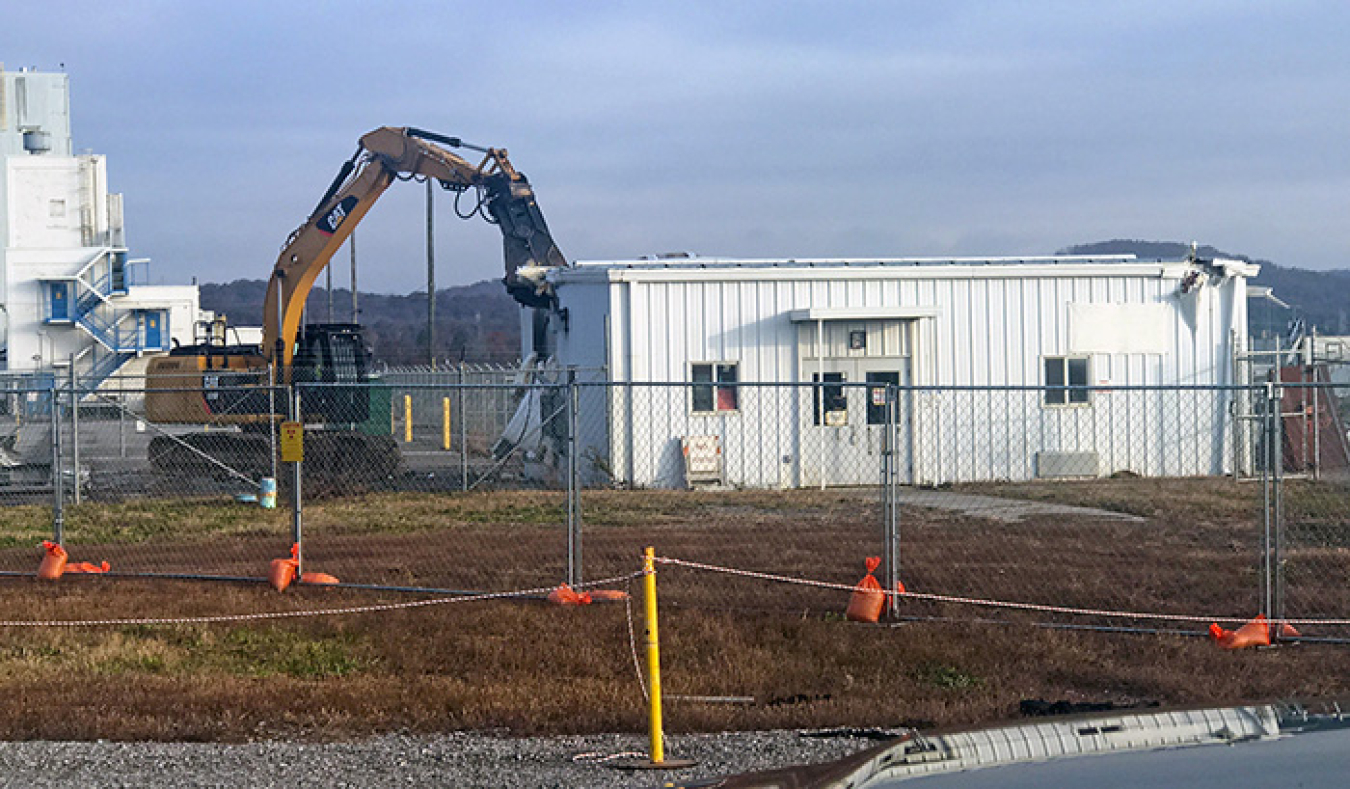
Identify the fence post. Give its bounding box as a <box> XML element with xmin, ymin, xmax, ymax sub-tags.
<box><xmin>268</xmin><ymin>363</ymin><xmax>278</xmax><ymax>485</ymax></box>
<box><xmin>882</xmin><ymin>383</ymin><xmax>900</xmax><ymax>614</ymax></box>
<box><xmin>67</xmin><ymin>360</ymin><xmax>80</xmax><ymax>506</ymax></box>
<box><xmin>1260</xmin><ymin>380</ymin><xmax>1283</xmax><ymax>624</ymax></box>
<box><xmin>291</xmin><ymin>386</ymin><xmax>303</xmax><ymax>576</ymax></box>
<box><xmin>118</xmin><ymin>386</ymin><xmax>126</xmax><ymax>458</ymax></box>
<box><xmin>1271</xmin><ymin>380</ymin><xmax>1286</xmax><ymax>626</ymax></box>
<box><xmin>566</xmin><ymin>370</ymin><xmax>582</xmax><ymax>587</ymax></box>
<box><xmin>50</xmin><ymin>383</ymin><xmax>64</xmax><ymax>545</ymax></box>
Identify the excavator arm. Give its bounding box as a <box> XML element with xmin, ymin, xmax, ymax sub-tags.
<box><xmin>261</xmin><ymin>126</ymin><xmax>566</xmax><ymax>369</ymax></box>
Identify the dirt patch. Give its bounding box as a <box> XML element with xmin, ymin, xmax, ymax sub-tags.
<box><xmin>0</xmin><ymin>478</ymin><xmax>1343</xmax><ymax>741</ymax></box>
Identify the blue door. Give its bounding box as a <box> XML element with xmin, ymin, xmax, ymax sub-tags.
<box><xmin>144</xmin><ymin>312</ymin><xmax>162</xmax><ymax>349</ymax></box>
<box><xmin>50</xmin><ymin>283</ymin><xmax>69</xmax><ymax>321</ymax></box>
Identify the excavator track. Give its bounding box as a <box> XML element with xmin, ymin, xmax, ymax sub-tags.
<box><xmin>149</xmin><ymin>431</ymin><xmax>401</xmax><ymax>492</ymax></box>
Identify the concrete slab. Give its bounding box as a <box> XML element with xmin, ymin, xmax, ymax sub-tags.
<box><xmin>893</xmin><ymin>488</ymin><xmax>1145</xmax><ymax>524</ymax></box>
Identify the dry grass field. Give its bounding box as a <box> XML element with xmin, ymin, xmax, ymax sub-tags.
<box><xmin>0</xmin><ymin>477</ymin><xmax>1345</xmax><ymax>741</ymax></box>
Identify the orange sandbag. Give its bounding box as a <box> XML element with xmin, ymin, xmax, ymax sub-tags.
<box><xmin>269</xmin><ymin>558</ymin><xmax>298</xmax><ymax>591</ymax></box>
<box><xmin>37</xmin><ymin>540</ymin><xmax>68</xmax><ymax>581</ymax></box>
<box><xmin>300</xmin><ymin>571</ymin><xmax>340</xmax><ymax>585</ymax></box>
<box><xmin>588</xmin><ymin>589</ymin><xmax>631</xmax><ymax>602</ymax></box>
<box><xmin>547</xmin><ymin>584</ymin><xmax>592</xmax><ymax>606</ymax></box>
<box><xmin>268</xmin><ymin>543</ymin><xmax>301</xmax><ymax>591</ymax></box>
<box><xmin>846</xmin><ymin>557</ymin><xmax>885</xmax><ymax>623</ymax></box>
<box><xmin>1209</xmin><ymin>614</ymin><xmax>1271</xmax><ymax>649</ymax></box>
<box><xmin>66</xmin><ymin>561</ymin><xmax>111</xmax><ymax>574</ymax></box>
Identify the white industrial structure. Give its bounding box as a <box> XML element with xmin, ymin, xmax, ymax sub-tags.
<box><xmin>522</xmin><ymin>254</ymin><xmax>1257</xmax><ymax>488</ymax></box>
<box><xmin>0</xmin><ymin>66</ymin><xmax>201</xmax><ymax>385</ymax></box>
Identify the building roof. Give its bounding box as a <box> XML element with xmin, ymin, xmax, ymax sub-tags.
<box><xmin>554</xmin><ymin>254</ymin><xmax>1259</xmax><ymax>283</ymax></box>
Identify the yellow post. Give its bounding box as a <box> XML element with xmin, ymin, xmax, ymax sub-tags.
<box><xmin>403</xmin><ymin>395</ymin><xmax>413</xmax><ymax>443</ymax></box>
<box><xmin>644</xmin><ymin>545</ymin><xmax>666</xmax><ymax>764</ymax></box>
<box><xmin>442</xmin><ymin>396</ymin><xmax>451</xmax><ymax>451</ymax></box>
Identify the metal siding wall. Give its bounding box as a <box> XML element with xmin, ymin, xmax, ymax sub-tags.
<box><xmin>560</xmin><ymin>264</ymin><xmax>1242</xmax><ymax>487</ymax></box>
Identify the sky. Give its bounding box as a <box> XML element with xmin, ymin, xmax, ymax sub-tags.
<box><xmin>4</xmin><ymin>1</ymin><xmax>1349</xmax><ymax>294</ymax></box>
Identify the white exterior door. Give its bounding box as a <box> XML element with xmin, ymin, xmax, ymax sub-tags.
<box><xmin>799</xmin><ymin>320</ymin><xmax>913</xmax><ymax>487</ymax></box>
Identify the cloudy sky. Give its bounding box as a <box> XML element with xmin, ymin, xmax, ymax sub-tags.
<box><xmin>5</xmin><ymin>1</ymin><xmax>1348</xmax><ymax>293</ymax></box>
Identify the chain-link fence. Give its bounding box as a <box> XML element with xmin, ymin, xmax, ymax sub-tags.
<box><xmin>1265</xmin><ymin>377</ymin><xmax>1350</xmax><ymax>627</ymax></box>
<box><xmin>8</xmin><ymin>371</ymin><xmax>1346</xmax><ymax>638</ymax></box>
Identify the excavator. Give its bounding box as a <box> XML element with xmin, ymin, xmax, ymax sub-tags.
<box><xmin>144</xmin><ymin>126</ymin><xmax>566</xmax><ymax>482</ymax></box>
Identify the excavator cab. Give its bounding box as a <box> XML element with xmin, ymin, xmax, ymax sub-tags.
<box><xmin>290</xmin><ymin>324</ymin><xmax>372</xmax><ymax>423</ymax></box>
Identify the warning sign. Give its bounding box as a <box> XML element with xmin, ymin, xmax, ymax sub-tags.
<box><xmin>681</xmin><ymin>434</ymin><xmax>723</xmax><ymax>488</ymax></box>
<box><xmin>280</xmin><ymin>421</ymin><xmax>304</xmax><ymax>463</ymax></box>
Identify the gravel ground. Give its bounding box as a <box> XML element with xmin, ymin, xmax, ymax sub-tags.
<box><xmin>0</xmin><ymin>730</ymin><xmax>888</xmax><ymax>788</ymax></box>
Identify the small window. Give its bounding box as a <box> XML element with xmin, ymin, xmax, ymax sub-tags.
<box><xmin>1044</xmin><ymin>357</ymin><xmax>1090</xmax><ymax>406</ymax></box>
<box><xmin>692</xmin><ymin>362</ymin><xmax>738</xmax><ymax>413</ymax></box>
<box><xmin>813</xmin><ymin>372</ymin><xmax>848</xmax><ymax>425</ymax></box>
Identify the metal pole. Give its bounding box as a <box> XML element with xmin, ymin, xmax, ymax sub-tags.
<box><xmin>69</xmin><ymin>357</ymin><xmax>80</xmax><ymax>506</ymax></box>
<box><xmin>50</xmin><ymin>384</ymin><xmax>63</xmax><ymax>544</ymax></box>
<box><xmin>268</xmin><ymin>364</ymin><xmax>278</xmax><ymax>485</ymax></box>
<box><xmin>426</xmin><ymin>178</ymin><xmax>436</xmax><ymax>369</ymax></box>
<box><xmin>1271</xmin><ymin>381</ymin><xmax>1285</xmax><ymax>626</ymax></box>
<box><xmin>459</xmin><ymin>362</ymin><xmax>468</xmax><ymax>492</ymax></box>
<box><xmin>1252</xmin><ymin>380</ymin><xmax>1274</xmax><ymax>621</ymax></box>
<box><xmin>883</xmin><ymin>383</ymin><xmax>899</xmax><ymax>613</ymax></box>
<box><xmin>290</xmin><ymin>386</ymin><xmax>303</xmax><ymax>576</ymax></box>
<box><xmin>817</xmin><ymin>319</ymin><xmax>825</xmax><ymax>490</ymax></box>
<box><xmin>350</xmin><ymin>231</ymin><xmax>359</xmax><ymax>323</ymax></box>
<box><xmin>118</xmin><ymin>387</ymin><xmax>126</xmax><ymax>458</ymax></box>
<box><xmin>566</xmin><ymin>370</ymin><xmax>581</xmax><ymax>586</ymax></box>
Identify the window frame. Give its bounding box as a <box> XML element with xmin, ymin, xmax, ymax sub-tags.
<box><xmin>690</xmin><ymin>361</ymin><xmax>740</xmax><ymax>414</ymax></box>
<box><xmin>1043</xmin><ymin>355</ymin><xmax>1092</xmax><ymax>408</ymax></box>
<box><xmin>812</xmin><ymin>371</ymin><xmax>849</xmax><ymax>426</ymax></box>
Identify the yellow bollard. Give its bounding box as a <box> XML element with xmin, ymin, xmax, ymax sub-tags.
<box><xmin>640</xmin><ymin>546</ymin><xmax>694</xmax><ymax>769</ymax></box>
<box><xmin>644</xmin><ymin>546</ymin><xmax>665</xmax><ymax>763</ymax></box>
<box><xmin>442</xmin><ymin>396</ymin><xmax>451</xmax><ymax>451</ymax></box>
<box><xmin>404</xmin><ymin>395</ymin><xmax>413</xmax><ymax>444</ymax></box>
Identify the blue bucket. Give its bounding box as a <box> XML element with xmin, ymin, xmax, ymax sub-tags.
<box><xmin>260</xmin><ymin>477</ymin><xmax>277</xmax><ymax>509</ymax></box>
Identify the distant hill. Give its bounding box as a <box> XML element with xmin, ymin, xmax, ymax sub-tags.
<box><xmin>1060</xmin><ymin>240</ymin><xmax>1350</xmax><ymax>338</ymax></box>
<box><xmin>199</xmin><ymin>279</ymin><xmax>522</xmax><ymax>365</ymax></box>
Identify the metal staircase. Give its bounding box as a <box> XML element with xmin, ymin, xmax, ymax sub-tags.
<box><xmin>41</xmin><ymin>248</ymin><xmax>165</xmax><ymax>388</ymax></box>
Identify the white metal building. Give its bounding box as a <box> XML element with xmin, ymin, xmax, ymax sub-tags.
<box><xmin>524</xmin><ymin>254</ymin><xmax>1256</xmax><ymax>488</ymax></box>
<box><xmin>1</xmin><ymin>66</ymin><xmax>201</xmax><ymax>384</ymax></box>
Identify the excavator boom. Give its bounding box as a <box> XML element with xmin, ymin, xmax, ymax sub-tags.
<box><xmin>261</xmin><ymin>126</ymin><xmax>565</xmax><ymax>370</ymax></box>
